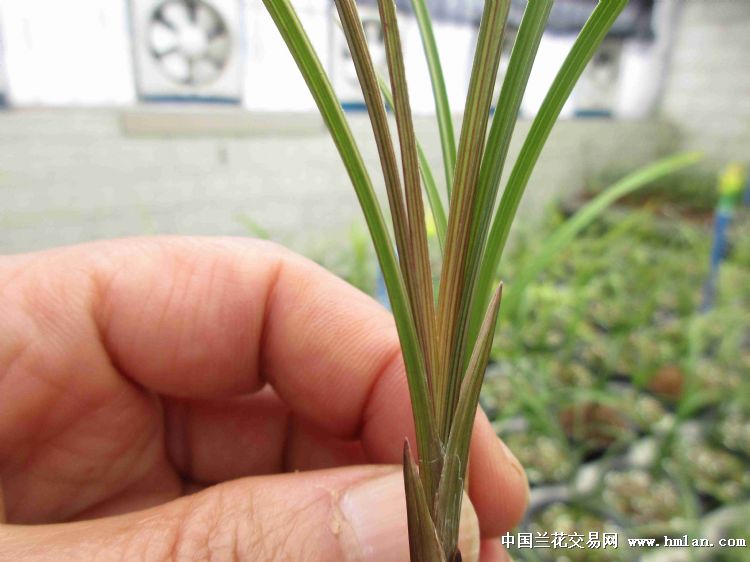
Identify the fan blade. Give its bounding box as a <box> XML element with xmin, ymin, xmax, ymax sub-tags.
<box><xmin>161</xmin><ymin>1</ymin><xmax>191</xmax><ymax>31</ymax></box>
<box><xmin>150</xmin><ymin>22</ymin><xmax>179</xmax><ymax>54</ymax></box>
<box><xmin>161</xmin><ymin>51</ymin><xmax>191</xmax><ymax>83</ymax></box>
<box><xmin>196</xmin><ymin>3</ymin><xmax>220</xmax><ymax>34</ymax></box>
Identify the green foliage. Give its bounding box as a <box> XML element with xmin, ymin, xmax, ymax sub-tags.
<box><xmin>484</xmin><ymin>196</ymin><xmax>750</xmax><ymax>559</ymax></box>
<box><xmin>378</xmin><ymin>74</ymin><xmax>447</xmax><ymax>250</ymax></box>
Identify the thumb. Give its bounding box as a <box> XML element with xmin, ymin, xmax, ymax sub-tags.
<box><xmin>0</xmin><ymin>466</ymin><xmax>480</xmax><ymax>562</ymax></box>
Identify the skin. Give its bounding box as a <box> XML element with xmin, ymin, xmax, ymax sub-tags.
<box><xmin>0</xmin><ymin>237</ymin><xmax>526</xmax><ymax>561</ymax></box>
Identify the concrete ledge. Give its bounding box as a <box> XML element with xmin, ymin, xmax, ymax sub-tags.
<box><xmin>120</xmin><ymin>106</ymin><xmax>324</xmax><ymax>137</ymax></box>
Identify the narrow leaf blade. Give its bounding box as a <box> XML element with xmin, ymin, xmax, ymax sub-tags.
<box><xmin>378</xmin><ymin>0</ymin><xmax>438</xmax><ymax>442</ymax></box>
<box><xmin>472</xmin><ymin>0</ymin><xmax>629</xmax><ymax>339</ymax></box>
<box><xmin>334</xmin><ymin>0</ymin><xmax>412</xmax><ymax>284</ymax></box>
<box><xmin>411</xmin><ymin>0</ymin><xmax>456</xmax><ymax>195</ymax></box>
<box><xmin>462</xmin><ymin>0</ymin><xmax>553</xmax><ymax>357</ymax></box>
<box><xmin>377</xmin><ymin>73</ymin><xmax>447</xmax><ymax>250</ymax></box>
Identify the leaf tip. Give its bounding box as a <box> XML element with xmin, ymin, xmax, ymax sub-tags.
<box><xmin>403</xmin><ymin>439</ymin><xmax>410</xmax><ymax>464</ymax></box>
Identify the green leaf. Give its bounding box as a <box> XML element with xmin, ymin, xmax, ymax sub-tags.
<box><xmin>377</xmin><ymin>73</ymin><xmax>447</xmax><ymax>252</ymax></box>
<box><xmin>460</xmin><ymin>0</ymin><xmax>553</xmax><ymax>364</ymax></box>
<box><xmin>378</xmin><ymin>0</ymin><xmax>437</xmax><ymax>409</ymax></box>
<box><xmin>471</xmin><ymin>0</ymin><xmax>629</xmax><ymax>342</ymax></box>
<box><xmin>505</xmin><ymin>152</ymin><xmax>703</xmax><ymax>316</ymax></box>
<box><xmin>333</xmin><ymin>0</ymin><xmax>412</xmax><ymax>284</ymax></box>
<box><xmin>404</xmin><ymin>440</ymin><xmax>447</xmax><ymax>562</ymax></box>
<box><xmin>436</xmin><ymin>0</ymin><xmax>511</xmax><ymax>439</ymax></box>
<box><xmin>261</xmin><ymin>0</ymin><xmax>438</xmax><ymax>482</ymax></box>
<box><xmin>411</xmin><ymin>0</ymin><xmax>456</xmax><ymax>196</ymax></box>
<box><xmin>436</xmin><ymin>284</ymin><xmax>503</xmax><ymax>557</ymax></box>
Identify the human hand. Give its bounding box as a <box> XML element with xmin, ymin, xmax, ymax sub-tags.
<box><xmin>0</xmin><ymin>238</ymin><xmax>527</xmax><ymax>561</ymax></box>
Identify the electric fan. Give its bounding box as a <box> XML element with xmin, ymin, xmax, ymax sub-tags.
<box><xmin>130</xmin><ymin>0</ymin><xmax>242</xmax><ymax>102</ymax></box>
<box><xmin>147</xmin><ymin>0</ymin><xmax>232</xmax><ymax>85</ymax></box>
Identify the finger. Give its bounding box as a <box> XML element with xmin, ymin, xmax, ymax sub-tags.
<box><xmin>468</xmin><ymin>414</ymin><xmax>528</xmax><ymax>537</ymax></box>
<box><xmin>163</xmin><ymin>386</ymin><xmax>290</xmax><ymax>483</ymax></box>
<box><xmin>0</xmin><ymin>479</ymin><xmax>5</xmax><ymax>524</ymax></box>
<box><xmin>1</xmin><ymin>237</ymin><xmax>395</xmax><ymax>485</ymax></box>
<box><xmin>91</xmin><ymin>237</ymin><xmax>400</xmax><ymax>438</ymax></box>
<box><xmin>165</xmin><ymin>387</ymin><xmax>371</xmax><ymax>483</ymax></box>
<box><xmin>162</xmin><ymin>392</ymin><xmax>526</xmax><ymax>537</ymax></box>
<box><xmin>284</xmin><ymin>417</ymin><xmax>368</xmax><ymax>471</ymax></box>
<box><xmin>0</xmin><ymin>466</ymin><xmax>480</xmax><ymax>562</ymax></box>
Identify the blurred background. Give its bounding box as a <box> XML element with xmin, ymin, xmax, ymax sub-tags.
<box><xmin>0</xmin><ymin>0</ymin><xmax>749</xmax><ymax>560</ymax></box>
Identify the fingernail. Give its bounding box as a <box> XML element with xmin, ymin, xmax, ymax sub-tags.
<box><xmin>339</xmin><ymin>470</ymin><xmax>479</xmax><ymax>562</ymax></box>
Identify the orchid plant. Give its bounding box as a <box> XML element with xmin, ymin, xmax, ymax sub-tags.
<box><xmin>260</xmin><ymin>0</ymin><xmax>628</xmax><ymax>559</ymax></box>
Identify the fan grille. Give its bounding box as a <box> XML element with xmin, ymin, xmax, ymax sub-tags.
<box><xmin>148</xmin><ymin>0</ymin><xmax>232</xmax><ymax>86</ymax></box>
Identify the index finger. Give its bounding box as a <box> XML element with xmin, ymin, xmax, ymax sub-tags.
<box><xmin>93</xmin><ymin>237</ymin><xmax>400</xmax><ymax>440</ymax></box>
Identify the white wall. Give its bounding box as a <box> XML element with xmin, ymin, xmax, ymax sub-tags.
<box><xmin>659</xmin><ymin>0</ymin><xmax>750</xmax><ymax>163</ymax></box>
<box><xmin>521</xmin><ymin>34</ymin><xmax>577</xmax><ymax>118</ymax></box>
<box><xmin>242</xmin><ymin>0</ymin><xmax>323</xmax><ymax>111</ymax></box>
<box><xmin>0</xmin><ymin>0</ymin><xmax>135</xmax><ymax>106</ymax></box>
